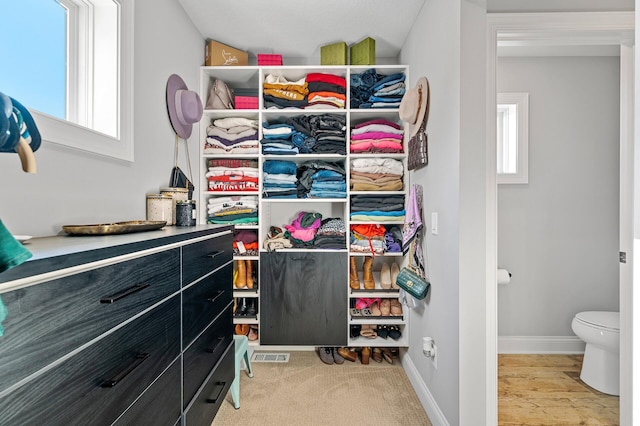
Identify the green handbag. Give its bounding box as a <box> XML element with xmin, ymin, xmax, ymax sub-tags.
<box><xmin>395</xmin><ymin>265</ymin><xmax>430</xmax><ymax>300</ymax></box>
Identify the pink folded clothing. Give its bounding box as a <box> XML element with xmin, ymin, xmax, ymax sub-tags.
<box><xmin>354</xmin><ymin>118</ymin><xmax>401</xmax><ymax>130</ymax></box>
<box><xmin>351</xmin><ymin>131</ymin><xmax>403</xmax><ymax>141</ymax></box>
<box><xmin>350</xmin><ymin>140</ymin><xmax>403</xmax><ymax>153</ymax></box>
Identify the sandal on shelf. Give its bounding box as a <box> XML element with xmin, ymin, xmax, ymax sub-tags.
<box><xmin>388</xmin><ymin>326</ymin><xmax>402</xmax><ymax>340</ymax></box>
<box><xmin>369</xmin><ymin>301</ymin><xmax>381</xmax><ymax>316</ymax></box>
<box><xmin>390</xmin><ymin>299</ymin><xmax>403</xmax><ymax>316</ymax></box>
<box><xmin>377</xmin><ymin>324</ymin><xmax>389</xmax><ymax>339</ymax></box>
<box><xmin>360</xmin><ymin>324</ymin><xmax>378</xmax><ymax>339</ymax></box>
<box><xmin>361</xmin><ymin>308</ymin><xmax>373</xmax><ymax>317</ymax></box>
<box><xmin>380</xmin><ymin>299</ymin><xmax>391</xmax><ymax>316</ymax></box>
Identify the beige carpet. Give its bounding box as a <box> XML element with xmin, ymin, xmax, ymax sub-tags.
<box><xmin>212</xmin><ymin>350</ymin><xmax>431</xmax><ymax>426</ymax></box>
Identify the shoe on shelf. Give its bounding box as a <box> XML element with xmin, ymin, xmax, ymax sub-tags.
<box><xmin>360</xmin><ymin>324</ymin><xmax>377</xmax><ymax>339</ymax></box>
<box><xmin>380</xmin><ymin>299</ymin><xmax>391</xmax><ymax>316</ymax></box>
<box><xmin>350</xmin><ymin>256</ymin><xmax>361</xmax><ymax>290</ymax></box>
<box><xmin>248</xmin><ymin>325</ymin><xmax>259</xmax><ymax>341</ymax></box>
<box><xmin>388</xmin><ymin>325</ymin><xmax>402</xmax><ymax>340</ymax></box>
<box><xmin>390</xmin><ymin>299</ymin><xmax>403</xmax><ymax>316</ymax></box>
<box><xmin>246</xmin><ymin>260</ymin><xmax>254</xmax><ymax>289</ymax></box>
<box><xmin>319</xmin><ymin>347</ymin><xmax>334</xmax><ymax>365</ymax></box>
<box><xmin>372</xmin><ymin>347</ymin><xmax>383</xmax><ymax>363</ymax></box>
<box><xmin>380</xmin><ymin>262</ymin><xmax>392</xmax><ymax>289</ymax></box>
<box><xmin>235</xmin><ymin>259</ymin><xmax>247</xmax><ymax>288</ymax></box>
<box><xmin>246</xmin><ymin>298</ymin><xmax>257</xmax><ymax>316</ymax></box>
<box><xmin>337</xmin><ymin>347</ymin><xmax>357</xmax><ymax>362</ymax></box>
<box><xmin>361</xmin><ymin>347</ymin><xmax>371</xmax><ymax>365</ymax></box>
<box><xmin>350</xmin><ymin>324</ymin><xmax>362</xmax><ymax>338</ymax></box>
<box><xmin>236</xmin><ymin>298</ymin><xmax>249</xmax><ymax>316</ymax></box>
<box><xmin>333</xmin><ymin>347</ymin><xmax>345</xmax><ymax>365</ymax></box>
<box><xmin>235</xmin><ymin>324</ymin><xmax>249</xmax><ymax>336</ymax></box>
<box><xmin>391</xmin><ymin>262</ymin><xmax>400</xmax><ymax>289</ymax></box>
<box><xmin>362</xmin><ymin>256</ymin><xmax>375</xmax><ymax>289</ymax></box>
<box><xmin>381</xmin><ymin>348</ymin><xmax>394</xmax><ymax>364</ymax></box>
<box><xmin>370</xmin><ymin>300</ymin><xmax>381</xmax><ymax>316</ymax></box>
<box><xmin>377</xmin><ymin>325</ymin><xmax>389</xmax><ymax>339</ymax></box>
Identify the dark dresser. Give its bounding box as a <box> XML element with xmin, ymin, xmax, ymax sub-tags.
<box><xmin>0</xmin><ymin>225</ymin><xmax>233</xmax><ymax>426</ymax></box>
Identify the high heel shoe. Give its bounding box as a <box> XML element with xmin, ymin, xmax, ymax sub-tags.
<box><xmin>362</xmin><ymin>256</ymin><xmax>375</xmax><ymax>289</ymax></box>
<box><xmin>380</xmin><ymin>262</ymin><xmax>392</xmax><ymax>289</ymax></box>
<box><xmin>350</xmin><ymin>256</ymin><xmax>361</xmax><ymax>290</ymax></box>
<box><xmin>391</xmin><ymin>262</ymin><xmax>400</xmax><ymax>289</ymax></box>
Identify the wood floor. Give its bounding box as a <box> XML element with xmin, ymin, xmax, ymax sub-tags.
<box><xmin>498</xmin><ymin>354</ymin><xmax>619</xmax><ymax>425</ymax></box>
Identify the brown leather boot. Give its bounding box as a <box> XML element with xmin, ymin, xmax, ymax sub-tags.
<box><xmin>349</xmin><ymin>256</ymin><xmax>361</xmax><ymax>290</ymax></box>
<box><xmin>361</xmin><ymin>347</ymin><xmax>371</xmax><ymax>364</ymax></box>
<box><xmin>362</xmin><ymin>256</ymin><xmax>375</xmax><ymax>289</ymax></box>
<box><xmin>246</xmin><ymin>260</ymin><xmax>254</xmax><ymax>289</ymax></box>
<box><xmin>235</xmin><ymin>259</ymin><xmax>246</xmax><ymax>288</ymax></box>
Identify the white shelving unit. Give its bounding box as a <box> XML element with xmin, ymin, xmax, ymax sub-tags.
<box><xmin>198</xmin><ymin>65</ymin><xmax>409</xmax><ymax>348</ymax></box>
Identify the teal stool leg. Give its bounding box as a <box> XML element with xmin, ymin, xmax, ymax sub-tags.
<box><xmin>231</xmin><ymin>335</ymin><xmax>252</xmax><ymax>409</ymax></box>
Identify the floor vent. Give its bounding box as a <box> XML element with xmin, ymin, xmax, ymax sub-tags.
<box><xmin>251</xmin><ymin>352</ymin><xmax>290</xmax><ymax>363</ymax></box>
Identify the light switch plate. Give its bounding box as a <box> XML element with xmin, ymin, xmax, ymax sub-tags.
<box><xmin>431</xmin><ymin>212</ymin><xmax>438</xmax><ymax>235</ymax></box>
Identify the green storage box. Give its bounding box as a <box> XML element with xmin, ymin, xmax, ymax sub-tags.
<box><xmin>350</xmin><ymin>37</ymin><xmax>376</xmax><ymax>65</ymax></box>
<box><xmin>321</xmin><ymin>41</ymin><xmax>348</xmax><ymax>65</ymax></box>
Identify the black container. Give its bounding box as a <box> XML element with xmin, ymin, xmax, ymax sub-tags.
<box><xmin>175</xmin><ymin>200</ymin><xmax>196</xmax><ymax>226</ymax></box>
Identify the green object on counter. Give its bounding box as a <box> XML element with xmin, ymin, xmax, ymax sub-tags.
<box><xmin>0</xmin><ymin>219</ymin><xmax>32</xmax><ymax>274</ymax></box>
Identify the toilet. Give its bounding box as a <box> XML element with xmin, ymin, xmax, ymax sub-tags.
<box><xmin>571</xmin><ymin>311</ymin><xmax>620</xmax><ymax>396</ymax></box>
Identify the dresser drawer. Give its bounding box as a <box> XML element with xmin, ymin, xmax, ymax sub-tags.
<box><xmin>184</xmin><ymin>343</ymin><xmax>234</xmax><ymax>426</ymax></box>
<box><xmin>0</xmin><ymin>296</ymin><xmax>181</xmax><ymax>426</ymax></box>
<box><xmin>183</xmin><ymin>263</ymin><xmax>232</xmax><ymax>347</ymax></box>
<box><xmin>0</xmin><ymin>248</ymin><xmax>180</xmax><ymax>394</ymax></box>
<box><xmin>182</xmin><ymin>232</ymin><xmax>233</xmax><ymax>286</ymax></box>
<box><xmin>113</xmin><ymin>358</ymin><xmax>182</xmax><ymax>426</ymax></box>
<box><xmin>183</xmin><ymin>304</ymin><xmax>233</xmax><ymax>408</ymax></box>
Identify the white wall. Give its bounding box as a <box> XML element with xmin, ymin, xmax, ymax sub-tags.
<box><xmin>487</xmin><ymin>0</ymin><xmax>634</xmax><ymax>12</ymax></box>
<box><xmin>0</xmin><ymin>0</ymin><xmax>203</xmax><ymax>237</ymax></box>
<box><xmin>400</xmin><ymin>0</ymin><xmax>488</xmax><ymax>424</ymax></box>
<box><xmin>497</xmin><ymin>56</ymin><xmax>620</xmax><ymax>339</ymax></box>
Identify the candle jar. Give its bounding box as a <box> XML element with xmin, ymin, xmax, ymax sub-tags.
<box><xmin>176</xmin><ymin>200</ymin><xmax>197</xmax><ymax>226</ymax></box>
<box><xmin>146</xmin><ymin>194</ymin><xmax>172</xmax><ymax>223</ymax></box>
<box><xmin>160</xmin><ymin>187</ymin><xmax>189</xmax><ymax>226</ymax></box>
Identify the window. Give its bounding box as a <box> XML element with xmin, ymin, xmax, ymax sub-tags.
<box><xmin>0</xmin><ymin>0</ymin><xmax>134</xmax><ymax>161</ymax></box>
<box><xmin>497</xmin><ymin>92</ymin><xmax>528</xmax><ymax>184</ymax></box>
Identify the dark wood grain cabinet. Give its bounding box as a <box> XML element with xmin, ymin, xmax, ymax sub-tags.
<box><xmin>0</xmin><ymin>226</ymin><xmax>233</xmax><ymax>426</ymax></box>
<box><xmin>260</xmin><ymin>251</ymin><xmax>347</xmax><ymax>346</ymax></box>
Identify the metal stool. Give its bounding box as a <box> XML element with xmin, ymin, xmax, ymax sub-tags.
<box><xmin>231</xmin><ymin>334</ymin><xmax>253</xmax><ymax>409</ymax></box>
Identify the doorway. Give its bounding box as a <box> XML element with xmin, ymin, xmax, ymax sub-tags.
<box><xmin>486</xmin><ymin>12</ymin><xmax>635</xmax><ymax>425</ymax></box>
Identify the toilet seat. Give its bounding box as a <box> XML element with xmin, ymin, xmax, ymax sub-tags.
<box><xmin>574</xmin><ymin>311</ymin><xmax>619</xmax><ymax>332</ymax></box>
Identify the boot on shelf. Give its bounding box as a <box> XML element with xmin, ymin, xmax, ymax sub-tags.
<box><xmin>349</xmin><ymin>256</ymin><xmax>361</xmax><ymax>290</ymax></box>
<box><xmin>362</xmin><ymin>256</ymin><xmax>375</xmax><ymax>289</ymax></box>
<box><xmin>246</xmin><ymin>259</ymin><xmax>254</xmax><ymax>289</ymax></box>
<box><xmin>235</xmin><ymin>259</ymin><xmax>247</xmax><ymax>288</ymax></box>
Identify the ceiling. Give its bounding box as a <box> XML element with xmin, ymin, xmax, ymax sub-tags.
<box><xmin>177</xmin><ymin>0</ymin><xmax>427</xmax><ymax>61</ymax></box>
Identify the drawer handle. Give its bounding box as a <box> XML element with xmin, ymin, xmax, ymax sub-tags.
<box><xmin>206</xmin><ymin>290</ymin><xmax>225</xmax><ymax>304</ymax></box>
<box><xmin>206</xmin><ymin>382</ymin><xmax>226</xmax><ymax>404</ymax></box>
<box><xmin>207</xmin><ymin>336</ymin><xmax>225</xmax><ymax>354</ymax></box>
<box><xmin>206</xmin><ymin>250</ymin><xmax>224</xmax><ymax>259</ymax></box>
<box><xmin>291</xmin><ymin>257</ymin><xmax>314</xmax><ymax>261</ymax></box>
<box><xmin>101</xmin><ymin>352</ymin><xmax>149</xmax><ymax>388</ymax></box>
<box><xmin>100</xmin><ymin>283</ymin><xmax>150</xmax><ymax>304</ymax></box>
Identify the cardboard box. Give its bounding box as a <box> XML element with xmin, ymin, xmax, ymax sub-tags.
<box><xmin>205</xmin><ymin>40</ymin><xmax>248</xmax><ymax>66</ymax></box>
<box><xmin>257</xmin><ymin>54</ymin><xmax>283</xmax><ymax>66</ymax></box>
<box><xmin>321</xmin><ymin>42</ymin><xmax>347</xmax><ymax>65</ymax></box>
<box><xmin>350</xmin><ymin>37</ymin><xmax>376</xmax><ymax>65</ymax></box>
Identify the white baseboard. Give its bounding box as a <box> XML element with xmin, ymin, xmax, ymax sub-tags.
<box><xmin>402</xmin><ymin>353</ymin><xmax>449</xmax><ymax>426</ymax></box>
<box><xmin>498</xmin><ymin>335</ymin><xmax>585</xmax><ymax>354</ymax></box>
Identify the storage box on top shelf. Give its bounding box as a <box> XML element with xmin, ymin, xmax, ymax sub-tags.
<box><xmin>205</xmin><ymin>39</ymin><xmax>249</xmax><ymax>66</ymax></box>
<box><xmin>321</xmin><ymin>41</ymin><xmax>348</xmax><ymax>65</ymax></box>
<box><xmin>257</xmin><ymin>54</ymin><xmax>283</xmax><ymax>66</ymax></box>
<box><xmin>350</xmin><ymin>37</ymin><xmax>376</xmax><ymax>65</ymax></box>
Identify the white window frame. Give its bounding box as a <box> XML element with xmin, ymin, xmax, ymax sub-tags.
<box><xmin>32</xmin><ymin>0</ymin><xmax>134</xmax><ymax>162</ymax></box>
<box><xmin>497</xmin><ymin>92</ymin><xmax>528</xmax><ymax>184</ymax></box>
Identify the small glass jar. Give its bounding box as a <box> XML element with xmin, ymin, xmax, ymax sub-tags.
<box><xmin>160</xmin><ymin>187</ymin><xmax>189</xmax><ymax>226</ymax></box>
<box><xmin>146</xmin><ymin>194</ymin><xmax>172</xmax><ymax>223</ymax></box>
<box><xmin>176</xmin><ymin>200</ymin><xmax>197</xmax><ymax>226</ymax></box>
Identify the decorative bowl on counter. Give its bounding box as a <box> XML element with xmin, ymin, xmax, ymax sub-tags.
<box><xmin>62</xmin><ymin>220</ymin><xmax>167</xmax><ymax>236</ymax></box>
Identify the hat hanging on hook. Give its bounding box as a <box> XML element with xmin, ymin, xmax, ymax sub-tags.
<box><xmin>166</xmin><ymin>74</ymin><xmax>203</xmax><ymax>139</ymax></box>
<box><xmin>399</xmin><ymin>76</ymin><xmax>430</xmax><ymax>138</ymax></box>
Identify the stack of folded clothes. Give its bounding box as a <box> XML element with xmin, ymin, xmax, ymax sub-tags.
<box><xmin>284</xmin><ymin>211</ymin><xmax>323</xmax><ymax>248</ymax></box>
<box><xmin>297</xmin><ymin>160</ymin><xmax>346</xmax><ymax>198</ymax></box>
<box><xmin>261</xmin><ymin>122</ymin><xmax>299</xmax><ymax>155</ymax></box>
<box><xmin>350</xmin><ymin>194</ymin><xmax>405</xmax><ymax>222</ymax></box>
<box><xmin>350</xmin><ymin>69</ymin><xmax>406</xmax><ymax>109</ymax></box>
<box><xmin>207</xmin><ymin>195</ymin><xmax>258</xmax><ymax>226</ymax></box>
<box><xmin>350</xmin><ymin>158</ymin><xmax>404</xmax><ymax>191</ymax></box>
<box><xmin>313</xmin><ymin>217</ymin><xmax>346</xmax><ymax>249</ymax></box>
<box><xmin>233</xmin><ymin>230</ymin><xmax>259</xmax><ymax>256</ymax></box>
<box><xmin>350</xmin><ymin>118</ymin><xmax>404</xmax><ymax>154</ymax></box>
<box><xmin>287</xmin><ymin>114</ymin><xmax>346</xmax><ymax>154</ymax></box>
<box><xmin>206</xmin><ymin>163</ymin><xmax>259</xmax><ymax>192</ymax></box>
<box><xmin>350</xmin><ymin>224</ymin><xmax>387</xmax><ymax>255</ymax></box>
<box><xmin>306</xmin><ymin>72</ymin><xmax>347</xmax><ymax>109</ymax></box>
<box><xmin>263</xmin><ymin>74</ymin><xmax>309</xmax><ymax>109</ymax></box>
<box><xmin>262</xmin><ymin>160</ymin><xmax>298</xmax><ymax>198</ymax></box>
<box><xmin>204</xmin><ymin>117</ymin><xmax>259</xmax><ymax>154</ymax></box>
